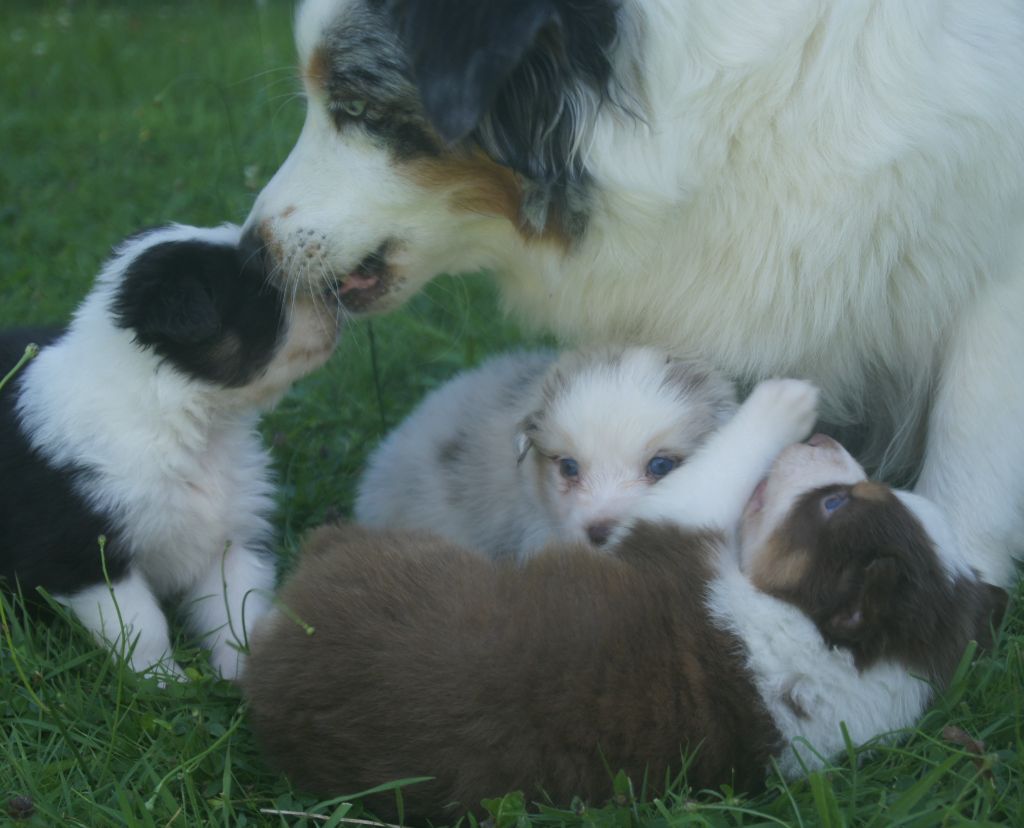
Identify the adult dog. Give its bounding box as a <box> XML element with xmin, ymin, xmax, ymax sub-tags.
<box><xmin>243</xmin><ymin>0</ymin><xmax>1024</xmax><ymax>585</ymax></box>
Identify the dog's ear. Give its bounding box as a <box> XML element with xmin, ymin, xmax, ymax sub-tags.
<box><xmin>112</xmin><ymin>241</ymin><xmax>224</xmax><ymax>346</ymax></box>
<box><xmin>823</xmin><ymin>555</ymin><xmax>902</xmax><ymax>645</ymax></box>
<box><xmin>514</xmin><ymin>413</ymin><xmax>541</xmax><ymax>464</ymax></box>
<box><xmin>660</xmin><ymin>354</ymin><xmax>739</xmax><ymax>425</ymax></box>
<box><xmin>389</xmin><ymin>0</ymin><xmax>562</xmax><ymax>145</ymax></box>
<box><xmin>969</xmin><ymin>582</ymin><xmax>1009</xmax><ymax>652</ymax></box>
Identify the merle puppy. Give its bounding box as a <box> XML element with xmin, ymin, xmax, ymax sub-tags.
<box><xmin>356</xmin><ymin>348</ymin><xmax>735</xmax><ymax>561</ymax></box>
<box><xmin>0</xmin><ymin>224</ymin><xmax>340</xmax><ymax>680</ymax></box>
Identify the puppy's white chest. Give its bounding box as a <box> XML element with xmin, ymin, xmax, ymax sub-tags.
<box><xmin>115</xmin><ymin>427</ymin><xmax>274</xmax><ymax>596</ymax></box>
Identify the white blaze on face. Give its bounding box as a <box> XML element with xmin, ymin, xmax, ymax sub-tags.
<box><xmin>242</xmin><ymin>0</ymin><xmax>529</xmax><ymax>312</ymax></box>
<box><xmin>529</xmin><ymin>349</ymin><xmax>734</xmax><ymax>547</ymax></box>
<box><xmin>739</xmin><ymin>435</ymin><xmax>867</xmax><ymax>570</ymax></box>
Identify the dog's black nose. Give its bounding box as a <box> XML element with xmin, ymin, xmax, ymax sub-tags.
<box><xmin>586</xmin><ymin>521</ymin><xmax>614</xmax><ymax>546</ymax></box>
<box><xmin>238</xmin><ymin>225</ymin><xmax>270</xmax><ymax>281</ymax></box>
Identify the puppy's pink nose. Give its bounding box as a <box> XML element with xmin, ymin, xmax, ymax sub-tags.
<box><xmin>586</xmin><ymin>521</ymin><xmax>614</xmax><ymax>546</ymax></box>
<box><xmin>808</xmin><ymin>433</ymin><xmax>839</xmax><ymax>449</ymax></box>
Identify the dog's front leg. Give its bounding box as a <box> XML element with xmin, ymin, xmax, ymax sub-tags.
<box><xmin>60</xmin><ymin>570</ymin><xmax>184</xmax><ymax>681</ymax></box>
<box><xmin>626</xmin><ymin>379</ymin><xmax>819</xmax><ymax>533</ymax></box>
<box><xmin>183</xmin><ymin>543</ymin><xmax>276</xmax><ymax>681</ymax></box>
<box><xmin>916</xmin><ymin>270</ymin><xmax>1024</xmax><ymax>586</ymax></box>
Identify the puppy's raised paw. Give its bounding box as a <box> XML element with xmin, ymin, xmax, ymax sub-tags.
<box><xmin>743</xmin><ymin>379</ymin><xmax>819</xmax><ymax>448</ymax></box>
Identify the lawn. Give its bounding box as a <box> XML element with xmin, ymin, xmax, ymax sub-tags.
<box><xmin>1</xmin><ymin>2</ymin><xmax>1021</xmax><ymax>826</ymax></box>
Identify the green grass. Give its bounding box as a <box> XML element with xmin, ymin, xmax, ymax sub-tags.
<box><xmin>1</xmin><ymin>2</ymin><xmax>1021</xmax><ymax>826</ymax></box>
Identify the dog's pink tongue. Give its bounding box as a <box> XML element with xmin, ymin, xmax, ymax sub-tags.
<box><xmin>338</xmin><ymin>272</ymin><xmax>379</xmax><ymax>295</ymax></box>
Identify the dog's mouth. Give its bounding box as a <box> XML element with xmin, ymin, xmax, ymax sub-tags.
<box><xmin>330</xmin><ymin>240</ymin><xmax>396</xmax><ymax>312</ymax></box>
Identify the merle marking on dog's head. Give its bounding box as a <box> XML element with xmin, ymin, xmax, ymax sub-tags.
<box><xmin>243</xmin><ymin>0</ymin><xmax>624</xmax><ymax>314</ymax></box>
<box><xmin>515</xmin><ymin>348</ymin><xmax>736</xmax><ymax>548</ymax></box>
<box><xmin>740</xmin><ymin>435</ymin><xmax>1008</xmax><ymax>685</ymax></box>
<box><xmin>103</xmin><ymin>224</ymin><xmax>340</xmax><ymax>404</ymax></box>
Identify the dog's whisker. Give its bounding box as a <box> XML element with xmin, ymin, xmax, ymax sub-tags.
<box><xmin>234</xmin><ymin>64</ymin><xmax>295</xmax><ymax>84</ymax></box>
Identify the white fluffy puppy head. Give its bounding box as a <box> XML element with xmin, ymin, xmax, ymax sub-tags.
<box><xmin>516</xmin><ymin>348</ymin><xmax>736</xmax><ymax>548</ymax></box>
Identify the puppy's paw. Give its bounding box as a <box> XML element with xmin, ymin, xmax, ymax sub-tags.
<box><xmin>743</xmin><ymin>379</ymin><xmax>819</xmax><ymax>447</ymax></box>
<box><xmin>210</xmin><ymin>642</ymin><xmax>246</xmax><ymax>682</ymax></box>
<box><xmin>140</xmin><ymin>658</ymin><xmax>189</xmax><ymax>688</ymax></box>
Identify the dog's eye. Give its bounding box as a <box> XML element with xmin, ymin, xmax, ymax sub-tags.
<box><xmin>330</xmin><ymin>99</ymin><xmax>368</xmax><ymax>127</ymax></box>
<box><xmin>339</xmin><ymin>99</ymin><xmax>367</xmax><ymax>117</ymax></box>
<box><xmin>822</xmin><ymin>492</ymin><xmax>849</xmax><ymax>515</ymax></box>
<box><xmin>558</xmin><ymin>458</ymin><xmax>580</xmax><ymax>480</ymax></box>
<box><xmin>646</xmin><ymin>455</ymin><xmax>678</xmax><ymax>479</ymax></box>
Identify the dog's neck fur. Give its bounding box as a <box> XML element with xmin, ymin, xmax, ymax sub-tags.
<box><xmin>478</xmin><ymin>0</ymin><xmax>1024</xmax><ymax>486</ymax></box>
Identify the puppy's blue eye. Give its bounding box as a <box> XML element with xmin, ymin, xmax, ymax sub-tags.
<box><xmin>646</xmin><ymin>456</ymin><xmax>677</xmax><ymax>478</ymax></box>
<box><xmin>558</xmin><ymin>458</ymin><xmax>580</xmax><ymax>479</ymax></box>
<box><xmin>822</xmin><ymin>492</ymin><xmax>848</xmax><ymax>514</ymax></box>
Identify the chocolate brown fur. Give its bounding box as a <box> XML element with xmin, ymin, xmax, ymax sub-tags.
<box><xmin>245</xmin><ymin>523</ymin><xmax>780</xmax><ymax>821</ymax></box>
<box><xmin>752</xmin><ymin>483</ymin><xmax>1008</xmax><ymax>683</ymax></box>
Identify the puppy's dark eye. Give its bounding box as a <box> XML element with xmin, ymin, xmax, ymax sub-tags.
<box><xmin>646</xmin><ymin>455</ymin><xmax>677</xmax><ymax>479</ymax></box>
<box><xmin>558</xmin><ymin>458</ymin><xmax>580</xmax><ymax>479</ymax></box>
<box><xmin>822</xmin><ymin>492</ymin><xmax>849</xmax><ymax>515</ymax></box>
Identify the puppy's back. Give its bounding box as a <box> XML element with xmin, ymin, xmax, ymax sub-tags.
<box><xmin>244</xmin><ymin>522</ymin><xmax>779</xmax><ymax>821</ymax></box>
<box><xmin>354</xmin><ymin>351</ymin><xmax>554</xmax><ymax>557</ymax></box>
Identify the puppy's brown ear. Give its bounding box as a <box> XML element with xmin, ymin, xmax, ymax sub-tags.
<box><xmin>824</xmin><ymin>556</ymin><xmax>902</xmax><ymax>644</ymax></box>
<box><xmin>971</xmin><ymin>583</ymin><xmax>1009</xmax><ymax>652</ymax></box>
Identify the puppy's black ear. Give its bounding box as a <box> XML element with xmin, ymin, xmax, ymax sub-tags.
<box><xmin>112</xmin><ymin>241</ymin><xmax>224</xmax><ymax>346</ymax></box>
<box><xmin>390</xmin><ymin>0</ymin><xmax>560</xmax><ymax>144</ymax></box>
<box><xmin>824</xmin><ymin>556</ymin><xmax>901</xmax><ymax>644</ymax></box>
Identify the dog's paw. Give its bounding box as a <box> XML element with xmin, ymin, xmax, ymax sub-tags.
<box><xmin>140</xmin><ymin>659</ymin><xmax>189</xmax><ymax>688</ymax></box>
<box><xmin>210</xmin><ymin>643</ymin><xmax>246</xmax><ymax>683</ymax></box>
<box><xmin>743</xmin><ymin>379</ymin><xmax>819</xmax><ymax>447</ymax></box>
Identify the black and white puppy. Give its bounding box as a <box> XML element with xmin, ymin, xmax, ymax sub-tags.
<box><xmin>245</xmin><ymin>381</ymin><xmax>1006</xmax><ymax>821</ymax></box>
<box><xmin>0</xmin><ymin>224</ymin><xmax>340</xmax><ymax>680</ymax></box>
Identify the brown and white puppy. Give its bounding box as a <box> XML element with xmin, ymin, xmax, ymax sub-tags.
<box><xmin>243</xmin><ymin>381</ymin><xmax>1006</xmax><ymax>821</ymax></box>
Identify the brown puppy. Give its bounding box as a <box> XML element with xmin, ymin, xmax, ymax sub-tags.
<box><xmin>244</xmin><ymin>382</ymin><xmax>1005</xmax><ymax>821</ymax></box>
